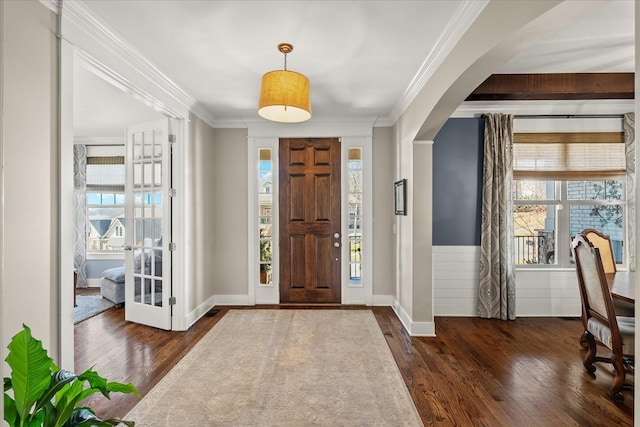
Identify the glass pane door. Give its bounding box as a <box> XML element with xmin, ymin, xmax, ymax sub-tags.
<box><xmin>125</xmin><ymin>120</ymin><xmax>171</xmax><ymax>330</ymax></box>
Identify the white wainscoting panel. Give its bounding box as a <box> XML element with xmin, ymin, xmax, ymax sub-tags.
<box><xmin>434</xmin><ymin>246</ymin><xmax>480</xmax><ymax>316</ymax></box>
<box><xmin>433</xmin><ymin>246</ymin><xmax>581</xmax><ymax>317</ymax></box>
<box><xmin>515</xmin><ymin>270</ymin><xmax>581</xmax><ymax>317</ymax></box>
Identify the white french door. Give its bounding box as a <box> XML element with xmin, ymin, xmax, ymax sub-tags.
<box><xmin>124</xmin><ymin>119</ymin><xmax>172</xmax><ymax>330</ymax></box>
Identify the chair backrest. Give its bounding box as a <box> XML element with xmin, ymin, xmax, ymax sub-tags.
<box><xmin>580</xmin><ymin>228</ymin><xmax>616</xmax><ymax>274</ymax></box>
<box><xmin>571</xmin><ymin>234</ymin><xmax>622</xmax><ymax>349</ymax></box>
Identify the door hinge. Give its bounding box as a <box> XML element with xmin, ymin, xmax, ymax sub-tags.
<box><xmin>169</xmin><ymin>296</ymin><xmax>176</xmax><ymax>305</ymax></box>
<box><xmin>169</xmin><ymin>242</ymin><xmax>176</xmax><ymax>251</ymax></box>
<box><xmin>169</xmin><ymin>188</ymin><xmax>176</xmax><ymax>197</ymax></box>
<box><xmin>169</xmin><ymin>134</ymin><xmax>176</xmax><ymax>143</ymax></box>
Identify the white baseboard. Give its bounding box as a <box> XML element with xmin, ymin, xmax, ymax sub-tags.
<box><xmin>86</xmin><ymin>278</ymin><xmax>102</xmax><ymax>288</ymax></box>
<box><xmin>185</xmin><ymin>295</ymin><xmax>217</xmax><ymax>329</ymax></box>
<box><xmin>212</xmin><ymin>294</ymin><xmax>252</xmax><ymax>306</ymax></box>
<box><xmin>188</xmin><ymin>292</ymin><xmax>434</xmax><ymax>336</ymax></box>
<box><xmin>392</xmin><ymin>299</ymin><xmax>436</xmax><ymax>337</ymax></box>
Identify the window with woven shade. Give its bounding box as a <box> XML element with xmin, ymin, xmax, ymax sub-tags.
<box><xmin>513</xmin><ymin>132</ymin><xmax>625</xmax><ymax>180</ymax></box>
<box><xmin>512</xmin><ymin>132</ymin><xmax>627</xmax><ymax>268</ymax></box>
<box><xmin>86</xmin><ymin>153</ymin><xmax>126</xmax><ymax>253</ymax></box>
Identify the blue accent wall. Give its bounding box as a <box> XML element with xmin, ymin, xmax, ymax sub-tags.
<box><xmin>433</xmin><ymin>118</ymin><xmax>484</xmax><ymax>246</ymax></box>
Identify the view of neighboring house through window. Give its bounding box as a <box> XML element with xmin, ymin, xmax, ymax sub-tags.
<box><xmin>513</xmin><ymin>131</ymin><xmax>627</xmax><ymax>267</ymax></box>
<box><xmin>87</xmin><ymin>154</ymin><xmax>125</xmax><ymax>253</ymax></box>
<box><xmin>258</xmin><ymin>148</ymin><xmax>273</xmax><ymax>285</ymax></box>
<box><xmin>348</xmin><ymin>148</ymin><xmax>362</xmax><ymax>283</ymax></box>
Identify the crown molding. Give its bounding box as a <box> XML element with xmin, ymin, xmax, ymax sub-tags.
<box><xmin>58</xmin><ymin>0</ymin><xmax>218</xmax><ymax>128</ymax></box>
<box><xmin>247</xmin><ymin>118</ymin><xmax>375</xmax><ymax>138</ymax></box>
<box><xmin>388</xmin><ymin>0</ymin><xmax>489</xmax><ymax>125</ymax></box>
<box><xmin>39</xmin><ymin>0</ymin><xmax>58</xmax><ymax>13</ymax></box>
<box><xmin>74</xmin><ymin>49</ymin><xmax>183</xmax><ymax>120</ymax></box>
<box><xmin>217</xmin><ymin>115</ymin><xmax>378</xmax><ymax>130</ymax></box>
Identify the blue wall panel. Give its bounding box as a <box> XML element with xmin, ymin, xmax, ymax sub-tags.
<box><xmin>432</xmin><ymin>118</ymin><xmax>484</xmax><ymax>246</ymax></box>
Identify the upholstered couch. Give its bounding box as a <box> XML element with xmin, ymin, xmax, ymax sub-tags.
<box><xmin>101</xmin><ymin>266</ymin><xmax>126</xmax><ymax>306</ymax></box>
<box><xmin>100</xmin><ymin>239</ymin><xmax>162</xmax><ymax>306</ymax></box>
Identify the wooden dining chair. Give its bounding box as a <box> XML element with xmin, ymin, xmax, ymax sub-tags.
<box><xmin>581</xmin><ymin>228</ymin><xmax>617</xmax><ymax>274</ymax></box>
<box><xmin>580</xmin><ymin>229</ymin><xmax>634</xmax><ymax>317</ymax></box>
<box><xmin>571</xmin><ymin>234</ymin><xmax>634</xmax><ymax>403</ymax></box>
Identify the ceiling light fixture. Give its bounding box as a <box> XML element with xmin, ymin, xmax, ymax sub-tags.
<box><xmin>258</xmin><ymin>43</ymin><xmax>311</xmax><ymax>123</ymax></box>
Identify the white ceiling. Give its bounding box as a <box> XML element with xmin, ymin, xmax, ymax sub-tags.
<box><xmin>73</xmin><ymin>0</ymin><xmax>635</xmax><ymax>137</ymax></box>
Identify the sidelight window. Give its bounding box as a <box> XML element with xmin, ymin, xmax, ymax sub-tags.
<box><xmin>348</xmin><ymin>148</ymin><xmax>362</xmax><ymax>282</ymax></box>
<box><xmin>258</xmin><ymin>148</ymin><xmax>273</xmax><ymax>285</ymax></box>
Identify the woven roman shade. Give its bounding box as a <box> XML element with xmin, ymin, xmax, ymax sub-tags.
<box><xmin>86</xmin><ymin>156</ymin><xmax>125</xmax><ymax>192</ymax></box>
<box><xmin>513</xmin><ymin>132</ymin><xmax>626</xmax><ymax>180</ymax></box>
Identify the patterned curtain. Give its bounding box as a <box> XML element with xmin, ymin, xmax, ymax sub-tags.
<box><xmin>624</xmin><ymin>113</ymin><xmax>635</xmax><ymax>271</ymax></box>
<box><xmin>478</xmin><ymin>113</ymin><xmax>516</xmax><ymax>320</ymax></box>
<box><xmin>74</xmin><ymin>144</ymin><xmax>88</xmax><ymax>288</ymax></box>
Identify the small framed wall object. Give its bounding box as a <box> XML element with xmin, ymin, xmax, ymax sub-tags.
<box><xmin>394</xmin><ymin>179</ymin><xmax>406</xmax><ymax>215</ymax></box>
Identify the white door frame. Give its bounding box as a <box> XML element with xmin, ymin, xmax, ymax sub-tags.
<box><xmin>247</xmin><ymin>121</ymin><xmax>374</xmax><ymax>306</ymax></box>
<box><xmin>59</xmin><ymin>46</ymin><xmax>191</xmax><ymax>370</ymax></box>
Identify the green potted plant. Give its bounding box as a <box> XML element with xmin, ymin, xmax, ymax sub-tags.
<box><xmin>4</xmin><ymin>324</ymin><xmax>140</xmax><ymax>426</ymax></box>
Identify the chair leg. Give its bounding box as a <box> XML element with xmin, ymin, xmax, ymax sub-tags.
<box><xmin>583</xmin><ymin>332</ymin><xmax>597</xmax><ymax>373</ymax></box>
<box><xmin>579</xmin><ymin>333</ymin><xmax>588</xmax><ymax>350</ymax></box>
<box><xmin>609</xmin><ymin>353</ymin><xmax>626</xmax><ymax>403</ymax></box>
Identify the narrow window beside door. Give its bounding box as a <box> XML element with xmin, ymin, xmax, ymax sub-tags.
<box><xmin>258</xmin><ymin>148</ymin><xmax>273</xmax><ymax>285</ymax></box>
<box><xmin>348</xmin><ymin>148</ymin><xmax>362</xmax><ymax>284</ymax></box>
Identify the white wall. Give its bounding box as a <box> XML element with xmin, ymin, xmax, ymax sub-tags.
<box><xmin>212</xmin><ymin>128</ymin><xmax>249</xmax><ymax>300</ymax></box>
<box><xmin>2</xmin><ymin>0</ymin><xmax>59</xmax><ymax>358</ymax></box>
<box><xmin>186</xmin><ymin>113</ymin><xmax>217</xmax><ymax>320</ymax></box>
<box><xmin>372</xmin><ymin>127</ymin><xmax>395</xmax><ymax>299</ymax></box>
<box><xmin>1</xmin><ymin>2</ymin><xmax>4</xmax><ymax>421</ymax></box>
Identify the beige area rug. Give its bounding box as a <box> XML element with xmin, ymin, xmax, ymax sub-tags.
<box><xmin>126</xmin><ymin>310</ymin><xmax>423</xmax><ymax>426</ymax></box>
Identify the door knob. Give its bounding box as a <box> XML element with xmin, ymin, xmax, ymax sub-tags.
<box><xmin>334</xmin><ymin>242</ymin><xmax>340</xmax><ymax>247</ymax></box>
<box><xmin>334</xmin><ymin>232</ymin><xmax>340</xmax><ymax>238</ymax></box>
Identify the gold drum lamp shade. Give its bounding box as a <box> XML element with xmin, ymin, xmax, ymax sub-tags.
<box><xmin>258</xmin><ymin>43</ymin><xmax>311</xmax><ymax>123</ymax></box>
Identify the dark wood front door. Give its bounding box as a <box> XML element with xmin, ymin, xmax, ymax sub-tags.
<box><xmin>279</xmin><ymin>138</ymin><xmax>341</xmax><ymax>303</ymax></box>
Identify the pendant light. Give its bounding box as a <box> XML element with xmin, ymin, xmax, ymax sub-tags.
<box><xmin>258</xmin><ymin>43</ymin><xmax>311</xmax><ymax>123</ymax></box>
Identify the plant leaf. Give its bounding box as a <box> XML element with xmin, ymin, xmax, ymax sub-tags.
<box><xmin>34</xmin><ymin>370</ymin><xmax>76</xmax><ymax>414</ymax></box>
<box><xmin>105</xmin><ymin>381</ymin><xmax>140</xmax><ymax>397</ymax></box>
<box><xmin>5</xmin><ymin>324</ymin><xmax>54</xmax><ymax>423</ymax></box>
<box><xmin>63</xmin><ymin>408</ymin><xmax>135</xmax><ymax>427</ymax></box>
<box><xmin>29</xmin><ymin>410</ymin><xmax>46</xmax><ymax>427</ymax></box>
<box><xmin>62</xmin><ymin>407</ymin><xmax>96</xmax><ymax>427</ymax></box>
<box><xmin>4</xmin><ymin>392</ymin><xmax>18</xmax><ymax>426</ymax></box>
<box><xmin>53</xmin><ymin>380</ymin><xmax>85</xmax><ymax>427</ymax></box>
<box><xmin>41</xmin><ymin>399</ymin><xmax>57</xmax><ymax>427</ymax></box>
<box><xmin>77</xmin><ymin>369</ymin><xmax>108</xmax><ymax>398</ymax></box>
<box><xmin>77</xmin><ymin>369</ymin><xmax>140</xmax><ymax>400</ymax></box>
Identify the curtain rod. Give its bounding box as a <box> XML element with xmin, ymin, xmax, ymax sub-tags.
<box><xmin>513</xmin><ymin>114</ymin><xmax>625</xmax><ymax>119</ymax></box>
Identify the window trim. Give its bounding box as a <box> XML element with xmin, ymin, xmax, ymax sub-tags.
<box><xmin>85</xmin><ymin>152</ymin><xmax>126</xmax><ymax>255</ymax></box>
<box><xmin>514</xmin><ymin>179</ymin><xmax>626</xmax><ymax>269</ymax></box>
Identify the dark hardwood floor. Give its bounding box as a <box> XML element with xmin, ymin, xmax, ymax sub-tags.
<box><xmin>75</xmin><ymin>305</ymin><xmax>633</xmax><ymax>426</ymax></box>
